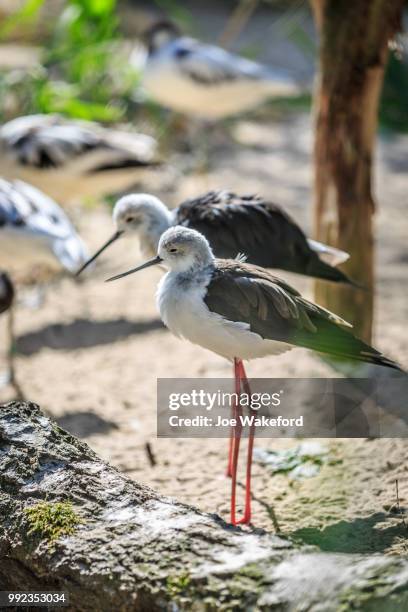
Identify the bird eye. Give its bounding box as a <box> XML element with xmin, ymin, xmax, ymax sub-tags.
<box><xmin>126</xmin><ymin>216</ymin><xmax>135</xmax><ymax>223</ymax></box>
<box><xmin>169</xmin><ymin>248</ymin><xmax>178</xmax><ymax>253</ymax></box>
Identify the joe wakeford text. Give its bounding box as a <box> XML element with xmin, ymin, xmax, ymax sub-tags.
<box><xmin>166</xmin><ymin>389</ymin><xmax>304</xmax><ymax>429</ymax></box>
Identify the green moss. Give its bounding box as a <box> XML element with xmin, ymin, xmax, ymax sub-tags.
<box><xmin>338</xmin><ymin>564</ymin><xmax>408</xmax><ymax>612</ymax></box>
<box><xmin>237</xmin><ymin>562</ymin><xmax>265</xmax><ymax>582</ymax></box>
<box><xmin>24</xmin><ymin>501</ymin><xmax>83</xmax><ymax>545</ymax></box>
<box><xmin>166</xmin><ymin>572</ymin><xmax>191</xmax><ymax>598</ymax></box>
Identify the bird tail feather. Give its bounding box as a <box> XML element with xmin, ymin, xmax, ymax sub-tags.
<box><xmin>293</xmin><ymin>317</ymin><xmax>404</xmax><ymax>372</ymax></box>
<box><xmin>307</xmin><ymin>256</ymin><xmax>364</xmax><ymax>289</ymax></box>
<box><xmin>307</xmin><ymin>239</ymin><xmax>350</xmax><ymax>266</ymax></box>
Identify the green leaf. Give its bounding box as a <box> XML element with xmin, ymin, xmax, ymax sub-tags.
<box><xmin>0</xmin><ymin>0</ymin><xmax>46</xmax><ymax>39</ymax></box>
<box><xmin>72</xmin><ymin>0</ymin><xmax>116</xmax><ymax>18</ymax></box>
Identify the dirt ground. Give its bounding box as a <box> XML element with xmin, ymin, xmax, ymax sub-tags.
<box><xmin>1</xmin><ymin>114</ymin><xmax>407</xmax><ymax>555</ymax></box>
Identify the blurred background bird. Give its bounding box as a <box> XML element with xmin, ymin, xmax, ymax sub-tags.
<box><xmin>140</xmin><ymin>20</ymin><xmax>300</xmax><ymax>120</ymax></box>
<box><xmin>0</xmin><ymin>114</ymin><xmax>162</xmax><ymax>204</ymax></box>
<box><xmin>0</xmin><ymin>178</ymin><xmax>88</xmax><ymax>272</ymax></box>
<box><xmin>0</xmin><ymin>177</ymin><xmax>89</xmax><ymax>397</ymax></box>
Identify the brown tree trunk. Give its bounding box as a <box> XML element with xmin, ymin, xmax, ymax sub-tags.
<box><xmin>311</xmin><ymin>0</ymin><xmax>403</xmax><ymax>343</ymax></box>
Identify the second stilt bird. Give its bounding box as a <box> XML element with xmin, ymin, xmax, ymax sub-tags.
<box><xmin>77</xmin><ymin>190</ymin><xmax>354</xmax><ymax>285</ymax></box>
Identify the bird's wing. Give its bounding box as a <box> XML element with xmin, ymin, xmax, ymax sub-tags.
<box><xmin>0</xmin><ymin>178</ymin><xmax>74</xmax><ymax>239</ymax></box>
<box><xmin>169</xmin><ymin>38</ymin><xmax>278</xmax><ymax>85</ymax></box>
<box><xmin>0</xmin><ymin>179</ymin><xmax>89</xmax><ymax>272</ymax></box>
<box><xmin>204</xmin><ymin>260</ymin><xmax>399</xmax><ymax>369</ymax></box>
<box><xmin>175</xmin><ymin>191</ymin><xmax>315</xmax><ymax>271</ymax></box>
<box><xmin>89</xmin><ymin>128</ymin><xmax>159</xmax><ymax>172</ymax></box>
<box><xmin>0</xmin><ymin>115</ymin><xmax>100</xmax><ymax>169</ymax></box>
<box><xmin>0</xmin><ymin>114</ymin><xmax>159</xmax><ymax>171</ymax></box>
<box><xmin>176</xmin><ymin>191</ymin><xmax>355</xmax><ymax>285</ymax></box>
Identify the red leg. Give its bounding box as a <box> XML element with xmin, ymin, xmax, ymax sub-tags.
<box><xmin>230</xmin><ymin>358</ymin><xmax>243</xmax><ymax>525</ymax></box>
<box><xmin>226</xmin><ymin>358</ymin><xmax>241</xmax><ymax>477</ymax></box>
<box><xmin>236</xmin><ymin>361</ymin><xmax>254</xmax><ymax>525</ymax></box>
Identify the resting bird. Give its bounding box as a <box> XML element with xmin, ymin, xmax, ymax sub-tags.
<box><xmin>76</xmin><ymin>190</ymin><xmax>354</xmax><ymax>285</ymax></box>
<box><xmin>106</xmin><ymin>226</ymin><xmax>402</xmax><ymax>525</ymax></box>
<box><xmin>141</xmin><ymin>21</ymin><xmax>299</xmax><ymax>119</ymax></box>
<box><xmin>0</xmin><ymin>178</ymin><xmax>89</xmax><ymax>396</ymax></box>
<box><xmin>0</xmin><ymin>114</ymin><xmax>160</xmax><ymax>203</ymax></box>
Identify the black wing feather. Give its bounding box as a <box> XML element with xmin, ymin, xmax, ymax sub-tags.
<box><xmin>204</xmin><ymin>260</ymin><xmax>401</xmax><ymax>370</ymax></box>
<box><xmin>175</xmin><ymin>191</ymin><xmax>353</xmax><ymax>284</ymax></box>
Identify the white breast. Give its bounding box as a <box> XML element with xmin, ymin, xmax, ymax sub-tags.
<box><xmin>143</xmin><ymin>61</ymin><xmax>280</xmax><ymax>120</ymax></box>
<box><xmin>157</xmin><ymin>272</ymin><xmax>291</xmax><ymax>361</ymax></box>
<box><xmin>0</xmin><ymin>227</ymin><xmax>58</xmax><ymax>270</ymax></box>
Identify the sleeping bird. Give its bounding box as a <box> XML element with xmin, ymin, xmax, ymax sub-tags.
<box><xmin>0</xmin><ymin>114</ymin><xmax>161</xmax><ymax>203</ymax></box>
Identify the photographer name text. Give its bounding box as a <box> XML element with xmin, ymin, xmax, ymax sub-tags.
<box><xmin>168</xmin><ymin>414</ymin><xmax>303</xmax><ymax>427</ymax></box>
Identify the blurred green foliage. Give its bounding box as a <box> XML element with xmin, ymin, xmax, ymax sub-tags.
<box><xmin>0</xmin><ymin>0</ymin><xmax>141</xmax><ymax>122</ymax></box>
<box><xmin>0</xmin><ymin>0</ymin><xmax>45</xmax><ymax>39</ymax></box>
<box><xmin>379</xmin><ymin>50</ymin><xmax>408</xmax><ymax>134</ymax></box>
<box><xmin>0</xmin><ymin>0</ymin><xmax>406</xmax><ymax>133</ymax></box>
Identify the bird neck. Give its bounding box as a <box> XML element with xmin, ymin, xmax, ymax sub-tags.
<box><xmin>140</xmin><ymin>211</ymin><xmax>172</xmax><ymax>259</ymax></box>
<box><xmin>168</xmin><ymin>257</ymin><xmax>215</xmax><ymax>284</ymax></box>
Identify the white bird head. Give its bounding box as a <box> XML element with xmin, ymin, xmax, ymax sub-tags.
<box><xmin>113</xmin><ymin>193</ymin><xmax>171</xmax><ymax>237</ymax></box>
<box><xmin>106</xmin><ymin>226</ymin><xmax>214</xmax><ymax>282</ymax></box>
<box><xmin>76</xmin><ymin>193</ymin><xmax>172</xmax><ymax>275</ymax></box>
<box><xmin>158</xmin><ymin>226</ymin><xmax>214</xmax><ymax>273</ymax></box>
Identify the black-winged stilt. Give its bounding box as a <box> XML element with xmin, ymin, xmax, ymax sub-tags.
<box><xmin>0</xmin><ymin>114</ymin><xmax>160</xmax><ymax>203</ymax></box>
<box><xmin>106</xmin><ymin>226</ymin><xmax>401</xmax><ymax>525</ymax></box>
<box><xmin>77</xmin><ymin>190</ymin><xmax>353</xmax><ymax>285</ymax></box>
<box><xmin>140</xmin><ymin>21</ymin><xmax>299</xmax><ymax>119</ymax></box>
<box><xmin>0</xmin><ymin>178</ymin><xmax>90</xmax><ymax>396</ymax></box>
<box><xmin>0</xmin><ymin>178</ymin><xmax>89</xmax><ymax>273</ymax></box>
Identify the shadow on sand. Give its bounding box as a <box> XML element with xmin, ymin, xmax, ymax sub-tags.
<box><xmin>56</xmin><ymin>411</ymin><xmax>119</xmax><ymax>438</ymax></box>
<box><xmin>15</xmin><ymin>317</ymin><xmax>165</xmax><ymax>355</ymax></box>
<box><xmin>290</xmin><ymin>512</ymin><xmax>407</xmax><ymax>554</ymax></box>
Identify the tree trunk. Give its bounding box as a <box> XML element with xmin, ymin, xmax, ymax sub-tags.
<box><xmin>1</xmin><ymin>402</ymin><xmax>408</xmax><ymax>611</ymax></box>
<box><xmin>311</xmin><ymin>0</ymin><xmax>403</xmax><ymax>343</ymax></box>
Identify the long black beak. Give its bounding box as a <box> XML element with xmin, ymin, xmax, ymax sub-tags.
<box><xmin>105</xmin><ymin>255</ymin><xmax>163</xmax><ymax>282</ymax></box>
<box><xmin>76</xmin><ymin>230</ymin><xmax>124</xmax><ymax>276</ymax></box>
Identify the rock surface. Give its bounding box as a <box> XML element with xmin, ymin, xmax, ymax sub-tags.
<box><xmin>1</xmin><ymin>401</ymin><xmax>407</xmax><ymax>611</ymax></box>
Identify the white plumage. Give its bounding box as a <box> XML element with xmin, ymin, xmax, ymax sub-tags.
<box><xmin>0</xmin><ymin>178</ymin><xmax>88</xmax><ymax>273</ymax></box>
<box><xmin>160</xmin><ymin>274</ymin><xmax>290</xmax><ymax>361</ymax></box>
<box><xmin>156</xmin><ymin>253</ymin><xmax>289</xmax><ymax>361</ymax></box>
<box><xmin>306</xmin><ymin>239</ymin><xmax>350</xmax><ymax>266</ymax></box>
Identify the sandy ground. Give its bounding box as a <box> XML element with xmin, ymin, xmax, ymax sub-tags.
<box><xmin>1</xmin><ymin>114</ymin><xmax>408</xmax><ymax>555</ymax></box>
